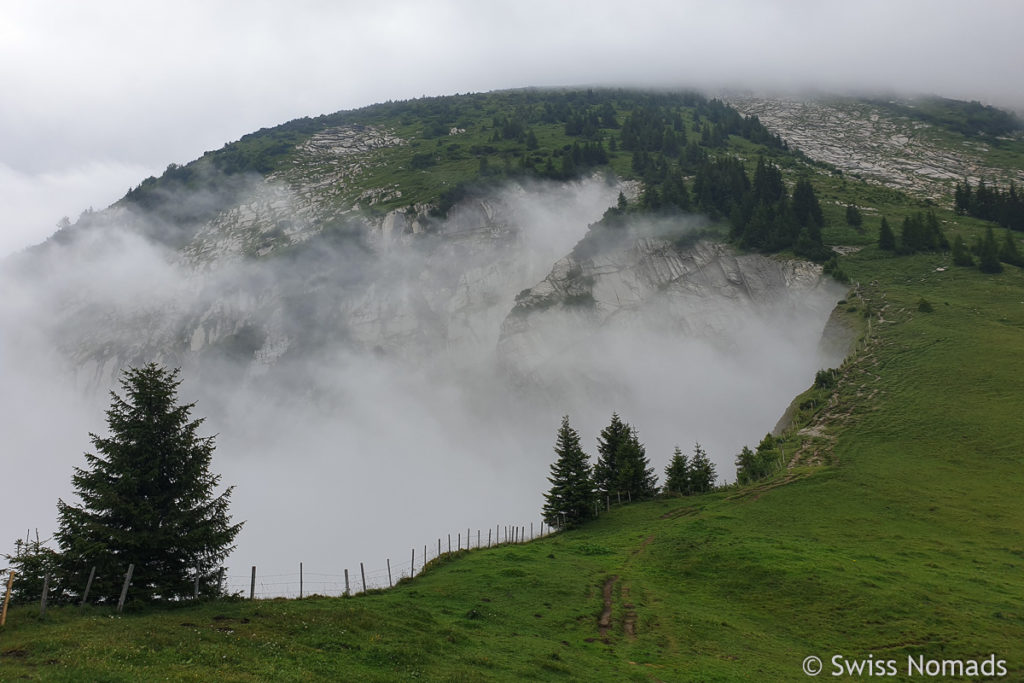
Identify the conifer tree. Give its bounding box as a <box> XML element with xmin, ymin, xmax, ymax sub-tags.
<box><xmin>979</xmin><ymin>226</ymin><xmax>1004</xmax><ymax>273</ymax></box>
<box><xmin>542</xmin><ymin>416</ymin><xmax>595</xmax><ymax>528</ymax></box>
<box><xmin>688</xmin><ymin>443</ymin><xmax>717</xmax><ymax>493</ymax></box>
<box><xmin>617</xmin><ymin>427</ymin><xmax>659</xmax><ymax>499</ymax></box>
<box><xmin>593</xmin><ymin>413</ymin><xmax>630</xmax><ymax>497</ymax></box>
<box><xmin>999</xmin><ymin>229</ymin><xmax>1022</xmax><ymax>267</ymax></box>
<box><xmin>593</xmin><ymin>414</ymin><xmax>657</xmax><ymax>499</ymax></box>
<box><xmin>55</xmin><ymin>364</ymin><xmax>242</xmax><ymax>603</ymax></box>
<box><xmin>792</xmin><ymin>177</ymin><xmax>824</xmax><ymax>229</ymax></box>
<box><xmin>878</xmin><ymin>216</ymin><xmax>896</xmax><ymax>251</ymax></box>
<box><xmin>734</xmin><ymin>446</ymin><xmax>758</xmax><ymax>486</ymax></box>
<box><xmin>952</xmin><ymin>234</ymin><xmax>974</xmax><ymax>266</ymax></box>
<box><xmin>845</xmin><ymin>204</ymin><xmax>863</xmax><ymax>228</ymax></box>
<box><xmin>664</xmin><ymin>446</ymin><xmax>690</xmax><ymax>494</ymax></box>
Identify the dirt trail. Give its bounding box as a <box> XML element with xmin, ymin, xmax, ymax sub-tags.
<box><xmin>598</xmin><ymin>575</ymin><xmax>617</xmax><ymax>637</ymax></box>
<box><xmin>621</xmin><ymin>585</ymin><xmax>637</xmax><ymax>638</ymax></box>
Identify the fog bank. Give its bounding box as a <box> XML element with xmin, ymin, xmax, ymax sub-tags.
<box><xmin>0</xmin><ymin>178</ymin><xmax>844</xmax><ymax>592</ymax></box>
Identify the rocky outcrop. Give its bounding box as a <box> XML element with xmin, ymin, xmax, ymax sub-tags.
<box><xmin>49</xmin><ymin>179</ymin><xmax>623</xmax><ymax>390</ymax></box>
<box><xmin>726</xmin><ymin>97</ymin><xmax>1024</xmax><ymax>201</ymax></box>
<box><xmin>183</xmin><ymin>124</ymin><xmax>409</xmax><ymax>262</ymax></box>
<box><xmin>498</xmin><ymin>237</ymin><xmax>833</xmax><ymax>383</ymax></box>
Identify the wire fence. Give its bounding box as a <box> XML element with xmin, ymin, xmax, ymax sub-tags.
<box><xmin>222</xmin><ymin>520</ymin><xmax>557</xmax><ymax>599</ymax></box>
<box><xmin>0</xmin><ymin>520</ymin><xmax>559</xmax><ymax>619</ymax></box>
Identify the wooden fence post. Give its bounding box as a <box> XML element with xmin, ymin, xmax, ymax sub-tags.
<box><xmin>81</xmin><ymin>566</ymin><xmax>96</xmax><ymax>608</ymax></box>
<box><xmin>467</xmin><ymin>528</ymin><xmax>470</xmax><ymax>549</ymax></box>
<box><xmin>411</xmin><ymin>548</ymin><xmax>415</xmax><ymax>576</ymax></box>
<box><xmin>1</xmin><ymin>571</ymin><xmax>13</xmax><ymax>626</ymax></box>
<box><xmin>387</xmin><ymin>559</ymin><xmax>392</xmax><ymax>588</ymax></box>
<box><xmin>457</xmin><ymin>533</ymin><xmax>461</xmax><ymax>551</ymax></box>
<box><xmin>487</xmin><ymin>529</ymin><xmax>492</xmax><ymax>547</ymax></box>
<box><xmin>39</xmin><ymin>574</ymin><xmax>49</xmax><ymax>617</ymax></box>
<box><xmin>299</xmin><ymin>562</ymin><xmax>303</xmax><ymax>599</ymax></box>
<box><xmin>117</xmin><ymin>564</ymin><xmax>134</xmax><ymax>614</ymax></box>
<box><xmin>448</xmin><ymin>534</ymin><xmax>451</xmax><ymax>553</ymax></box>
<box><xmin>344</xmin><ymin>568</ymin><xmax>350</xmax><ymax>596</ymax></box>
<box><xmin>360</xmin><ymin>562</ymin><xmax>366</xmax><ymax>594</ymax></box>
<box><xmin>477</xmin><ymin>529</ymin><xmax>480</xmax><ymax>548</ymax></box>
<box><xmin>250</xmin><ymin>566</ymin><xmax>256</xmax><ymax>600</ymax></box>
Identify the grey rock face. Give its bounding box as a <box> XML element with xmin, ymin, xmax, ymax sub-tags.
<box><xmin>726</xmin><ymin>97</ymin><xmax>1024</xmax><ymax>202</ymax></box>
<box><xmin>498</xmin><ymin>238</ymin><xmax>832</xmax><ymax>384</ymax></box>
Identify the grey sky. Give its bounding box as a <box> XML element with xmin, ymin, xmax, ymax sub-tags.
<box><xmin>2</xmin><ymin>0</ymin><xmax>1022</xmax><ymax>255</ymax></box>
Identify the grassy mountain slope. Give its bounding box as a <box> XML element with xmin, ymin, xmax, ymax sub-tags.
<box><xmin>4</xmin><ymin>265</ymin><xmax>1022</xmax><ymax>679</ymax></box>
<box><xmin>3</xmin><ymin>91</ymin><xmax>1024</xmax><ymax>680</ymax></box>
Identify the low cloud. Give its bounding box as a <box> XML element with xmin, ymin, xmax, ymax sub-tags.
<box><xmin>1</xmin><ymin>176</ymin><xmax>842</xmax><ymax>593</ymax></box>
<box><xmin>0</xmin><ymin>160</ymin><xmax>158</xmax><ymax>258</ymax></box>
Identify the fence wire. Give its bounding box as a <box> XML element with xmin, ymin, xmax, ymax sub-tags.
<box><xmin>223</xmin><ymin>522</ymin><xmax>556</xmax><ymax>599</ymax></box>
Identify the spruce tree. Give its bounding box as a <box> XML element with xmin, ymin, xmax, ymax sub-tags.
<box><xmin>664</xmin><ymin>446</ymin><xmax>690</xmax><ymax>494</ymax></box>
<box><xmin>617</xmin><ymin>427</ymin><xmax>659</xmax><ymax>499</ymax></box>
<box><xmin>688</xmin><ymin>443</ymin><xmax>717</xmax><ymax>493</ymax></box>
<box><xmin>593</xmin><ymin>413</ymin><xmax>631</xmax><ymax>497</ymax></box>
<box><xmin>55</xmin><ymin>364</ymin><xmax>242</xmax><ymax>603</ymax></box>
<box><xmin>878</xmin><ymin>217</ymin><xmax>896</xmax><ymax>251</ymax></box>
<box><xmin>952</xmin><ymin>234</ymin><xmax>974</xmax><ymax>266</ymax></box>
<box><xmin>734</xmin><ymin>446</ymin><xmax>758</xmax><ymax>486</ymax></box>
<box><xmin>792</xmin><ymin>177</ymin><xmax>824</xmax><ymax>229</ymax></box>
<box><xmin>845</xmin><ymin>204</ymin><xmax>863</xmax><ymax>228</ymax></box>
<box><xmin>542</xmin><ymin>416</ymin><xmax>595</xmax><ymax>528</ymax></box>
<box><xmin>999</xmin><ymin>229</ymin><xmax>1022</xmax><ymax>267</ymax></box>
<box><xmin>979</xmin><ymin>226</ymin><xmax>1004</xmax><ymax>273</ymax></box>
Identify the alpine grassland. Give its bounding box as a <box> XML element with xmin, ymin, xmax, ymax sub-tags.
<box><xmin>3</xmin><ymin>90</ymin><xmax>1023</xmax><ymax>680</ymax></box>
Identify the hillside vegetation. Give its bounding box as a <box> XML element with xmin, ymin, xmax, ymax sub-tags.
<box><xmin>3</xmin><ymin>90</ymin><xmax>1024</xmax><ymax>680</ymax></box>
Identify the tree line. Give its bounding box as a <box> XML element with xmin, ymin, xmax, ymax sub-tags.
<box><xmin>543</xmin><ymin>414</ymin><xmax>789</xmax><ymax>528</ymax></box>
<box><xmin>875</xmin><ymin>208</ymin><xmax>1022</xmax><ymax>273</ymax></box>
<box><xmin>954</xmin><ymin>180</ymin><xmax>1024</xmax><ymax>232</ymax></box>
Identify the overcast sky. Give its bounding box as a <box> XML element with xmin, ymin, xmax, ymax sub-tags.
<box><xmin>2</xmin><ymin>0</ymin><xmax>1022</xmax><ymax>255</ymax></box>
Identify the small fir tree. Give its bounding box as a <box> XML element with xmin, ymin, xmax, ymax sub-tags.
<box><xmin>664</xmin><ymin>446</ymin><xmax>690</xmax><ymax>494</ymax></box>
<box><xmin>999</xmin><ymin>229</ymin><xmax>1022</xmax><ymax>267</ymax></box>
<box><xmin>688</xmin><ymin>443</ymin><xmax>717</xmax><ymax>493</ymax></box>
<box><xmin>878</xmin><ymin>217</ymin><xmax>896</xmax><ymax>251</ymax></box>
<box><xmin>978</xmin><ymin>226</ymin><xmax>1004</xmax><ymax>273</ymax></box>
<box><xmin>55</xmin><ymin>364</ymin><xmax>242</xmax><ymax>603</ymax></box>
<box><xmin>617</xmin><ymin>427</ymin><xmax>659</xmax><ymax>499</ymax></box>
<box><xmin>542</xmin><ymin>416</ymin><xmax>595</xmax><ymax>528</ymax></box>
<box><xmin>2</xmin><ymin>536</ymin><xmax>62</xmax><ymax>604</ymax></box>
<box><xmin>734</xmin><ymin>446</ymin><xmax>759</xmax><ymax>486</ymax></box>
<box><xmin>845</xmin><ymin>204</ymin><xmax>863</xmax><ymax>228</ymax></box>
<box><xmin>791</xmin><ymin>177</ymin><xmax>824</xmax><ymax>229</ymax></box>
<box><xmin>593</xmin><ymin>413</ymin><xmax>631</xmax><ymax>497</ymax></box>
<box><xmin>593</xmin><ymin>414</ymin><xmax>656</xmax><ymax>500</ymax></box>
<box><xmin>951</xmin><ymin>234</ymin><xmax>974</xmax><ymax>266</ymax></box>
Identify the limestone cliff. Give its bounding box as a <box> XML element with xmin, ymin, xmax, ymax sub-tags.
<box><xmin>498</xmin><ymin>237</ymin><xmax>836</xmax><ymax>384</ymax></box>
